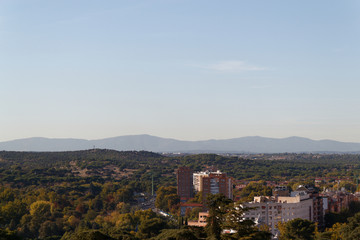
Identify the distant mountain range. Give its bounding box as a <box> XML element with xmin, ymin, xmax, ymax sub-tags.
<box><xmin>1</xmin><ymin>135</ymin><xmax>360</xmax><ymax>153</ymax></box>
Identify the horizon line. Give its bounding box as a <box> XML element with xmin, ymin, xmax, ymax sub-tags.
<box><xmin>0</xmin><ymin>134</ymin><xmax>358</xmax><ymax>144</ymax></box>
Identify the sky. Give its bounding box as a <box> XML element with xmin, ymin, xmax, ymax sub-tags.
<box><xmin>0</xmin><ymin>0</ymin><xmax>360</xmax><ymax>142</ymax></box>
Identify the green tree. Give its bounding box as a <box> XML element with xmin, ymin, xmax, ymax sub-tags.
<box><xmin>0</xmin><ymin>188</ymin><xmax>16</xmax><ymax>202</ymax></box>
<box><xmin>29</xmin><ymin>200</ymin><xmax>52</xmax><ymax>218</ymax></box>
<box><xmin>136</xmin><ymin>217</ymin><xmax>167</xmax><ymax>239</ymax></box>
<box><xmin>167</xmin><ymin>193</ymin><xmax>180</xmax><ymax>214</ymax></box>
<box><xmin>38</xmin><ymin>220</ymin><xmax>63</xmax><ymax>239</ymax></box>
<box><xmin>187</xmin><ymin>207</ymin><xmax>202</xmax><ymax>221</ymax></box>
<box><xmin>317</xmin><ymin>222</ymin><xmax>345</xmax><ymax>240</ymax></box>
<box><xmin>0</xmin><ymin>199</ymin><xmax>27</xmax><ymax>224</ymax></box>
<box><xmin>89</xmin><ymin>196</ymin><xmax>103</xmax><ymax>212</ymax></box>
<box><xmin>115</xmin><ymin>213</ymin><xmax>135</xmax><ymax>231</ymax></box>
<box><xmin>21</xmin><ymin>200</ymin><xmax>54</xmax><ymax>238</ymax></box>
<box><xmin>116</xmin><ymin>187</ymin><xmax>134</xmax><ymax>203</ymax></box>
<box><xmin>222</xmin><ymin>203</ymin><xmax>272</xmax><ymax>240</ymax></box>
<box><xmin>240</xmin><ymin>182</ymin><xmax>272</xmax><ymax>202</ymax></box>
<box><xmin>205</xmin><ymin>193</ymin><xmax>232</xmax><ymax>240</ymax></box>
<box><xmin>153</xmin><ymin>229</ymin><xmax>198</xmax><ymax>240</ymax></box>
<box><xmin>188</xmin><ymin>191</ymin><xmax>203</xmax><ymax>204</ymax></box>
<box><xmin>341</xmin><ymin>212</ymin><xmax>360</xmax><ymax>240</ymax></box>
<box><xmin>278</xmin><ymin>218</ymin><xmax>316</xmax><ymax>240</ymax></box>
<box><xmin>0</xmin><ymin>227</ymin><xmax>20</xmax><ymax>240</ymax></box>
<box><xmin>155</xmin><ymin>186</ymin><xmax>178</xmax><ymax>212</ymax></box>
<box><xmin>63</xmin><ymin>230</ymin><xmax>114</xmax><ymax>240</ymax></box>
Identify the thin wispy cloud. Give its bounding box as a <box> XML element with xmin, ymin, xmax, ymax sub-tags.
<box><xmin>205</xmin><ymin>61</ymin><xmax>267</xmax><ymax>72</ymax></box>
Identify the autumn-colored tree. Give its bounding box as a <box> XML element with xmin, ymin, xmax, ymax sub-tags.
<box><xmin>0</xmin><ymin>199</ymin><xmax>27</xmax><ymax>224</ymax></box>
<box><xmin>317</xmin><ymin>222</ymin><xmax>346</xmax><ymax>240</ymax></box>
<box><xmin>155</xmin><ymin>186</ymin><xmax>178</xmax><ymax>212</ymax></box>
<box><xmin>30</xmin><ymin>200</ymin><xmax>52</xmax><ymax>217</ymax></box>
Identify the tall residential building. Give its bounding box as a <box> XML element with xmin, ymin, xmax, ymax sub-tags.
<box><xmin>193</xmin><ymin>170</ymin><xmax>233</xmax><ymax>200</ymax></box>
<box><xmin>176</xmin><ymin>166</ymin><xmax>193</xmax><ymax>202</ymax></box>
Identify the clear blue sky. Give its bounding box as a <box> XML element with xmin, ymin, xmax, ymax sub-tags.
<box><xmin>1</xmin><ymin>0</ymin><xmax>359</xmax><ymax>142</ymax></box>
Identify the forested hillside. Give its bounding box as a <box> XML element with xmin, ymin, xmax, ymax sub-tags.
<box><xmin>1</xmin><ymin>150</ymin><xmax>360</xmax><ymax>239</ymax></box>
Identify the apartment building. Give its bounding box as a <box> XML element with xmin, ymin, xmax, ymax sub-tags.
<box><xmin>193</xmin><ymin>170</ymin><xmax>233</xmax><ymax>200</ymax></box>
<box><xmin>324</xmin><ymin>190</ymin><xmax>357</xmax><ymax>213</ymax></box>
<box><xmin>243</xmin><ymin>191</ymin><xmax>313</xmax><ymax>237</ymax></box>
<box><xmin>294</xmin><ymin>185</ymin><xmax>325</xmax><ymax>229</ymax></box>
<box><xmin>177</xmin><ymin>166</ymin><xmax>193</xmax><ymax>202</ymax></box>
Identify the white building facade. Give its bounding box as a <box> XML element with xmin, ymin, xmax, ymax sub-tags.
<box><xmin>243</xmin><ymin>192</ymin><xmax>313</xmax><ymax>237</ymax></box>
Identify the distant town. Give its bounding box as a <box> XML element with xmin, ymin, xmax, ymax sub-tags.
<box><xmin>176</xmin><ymin>165</ymin><xmax>357</xmax><ymax>238</ymax></box>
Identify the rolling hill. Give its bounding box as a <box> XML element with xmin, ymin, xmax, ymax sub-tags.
<box><xmin>1</xmin><ymin>135</ymin><xmax>360</xmax><ymax>153</ymax></box>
